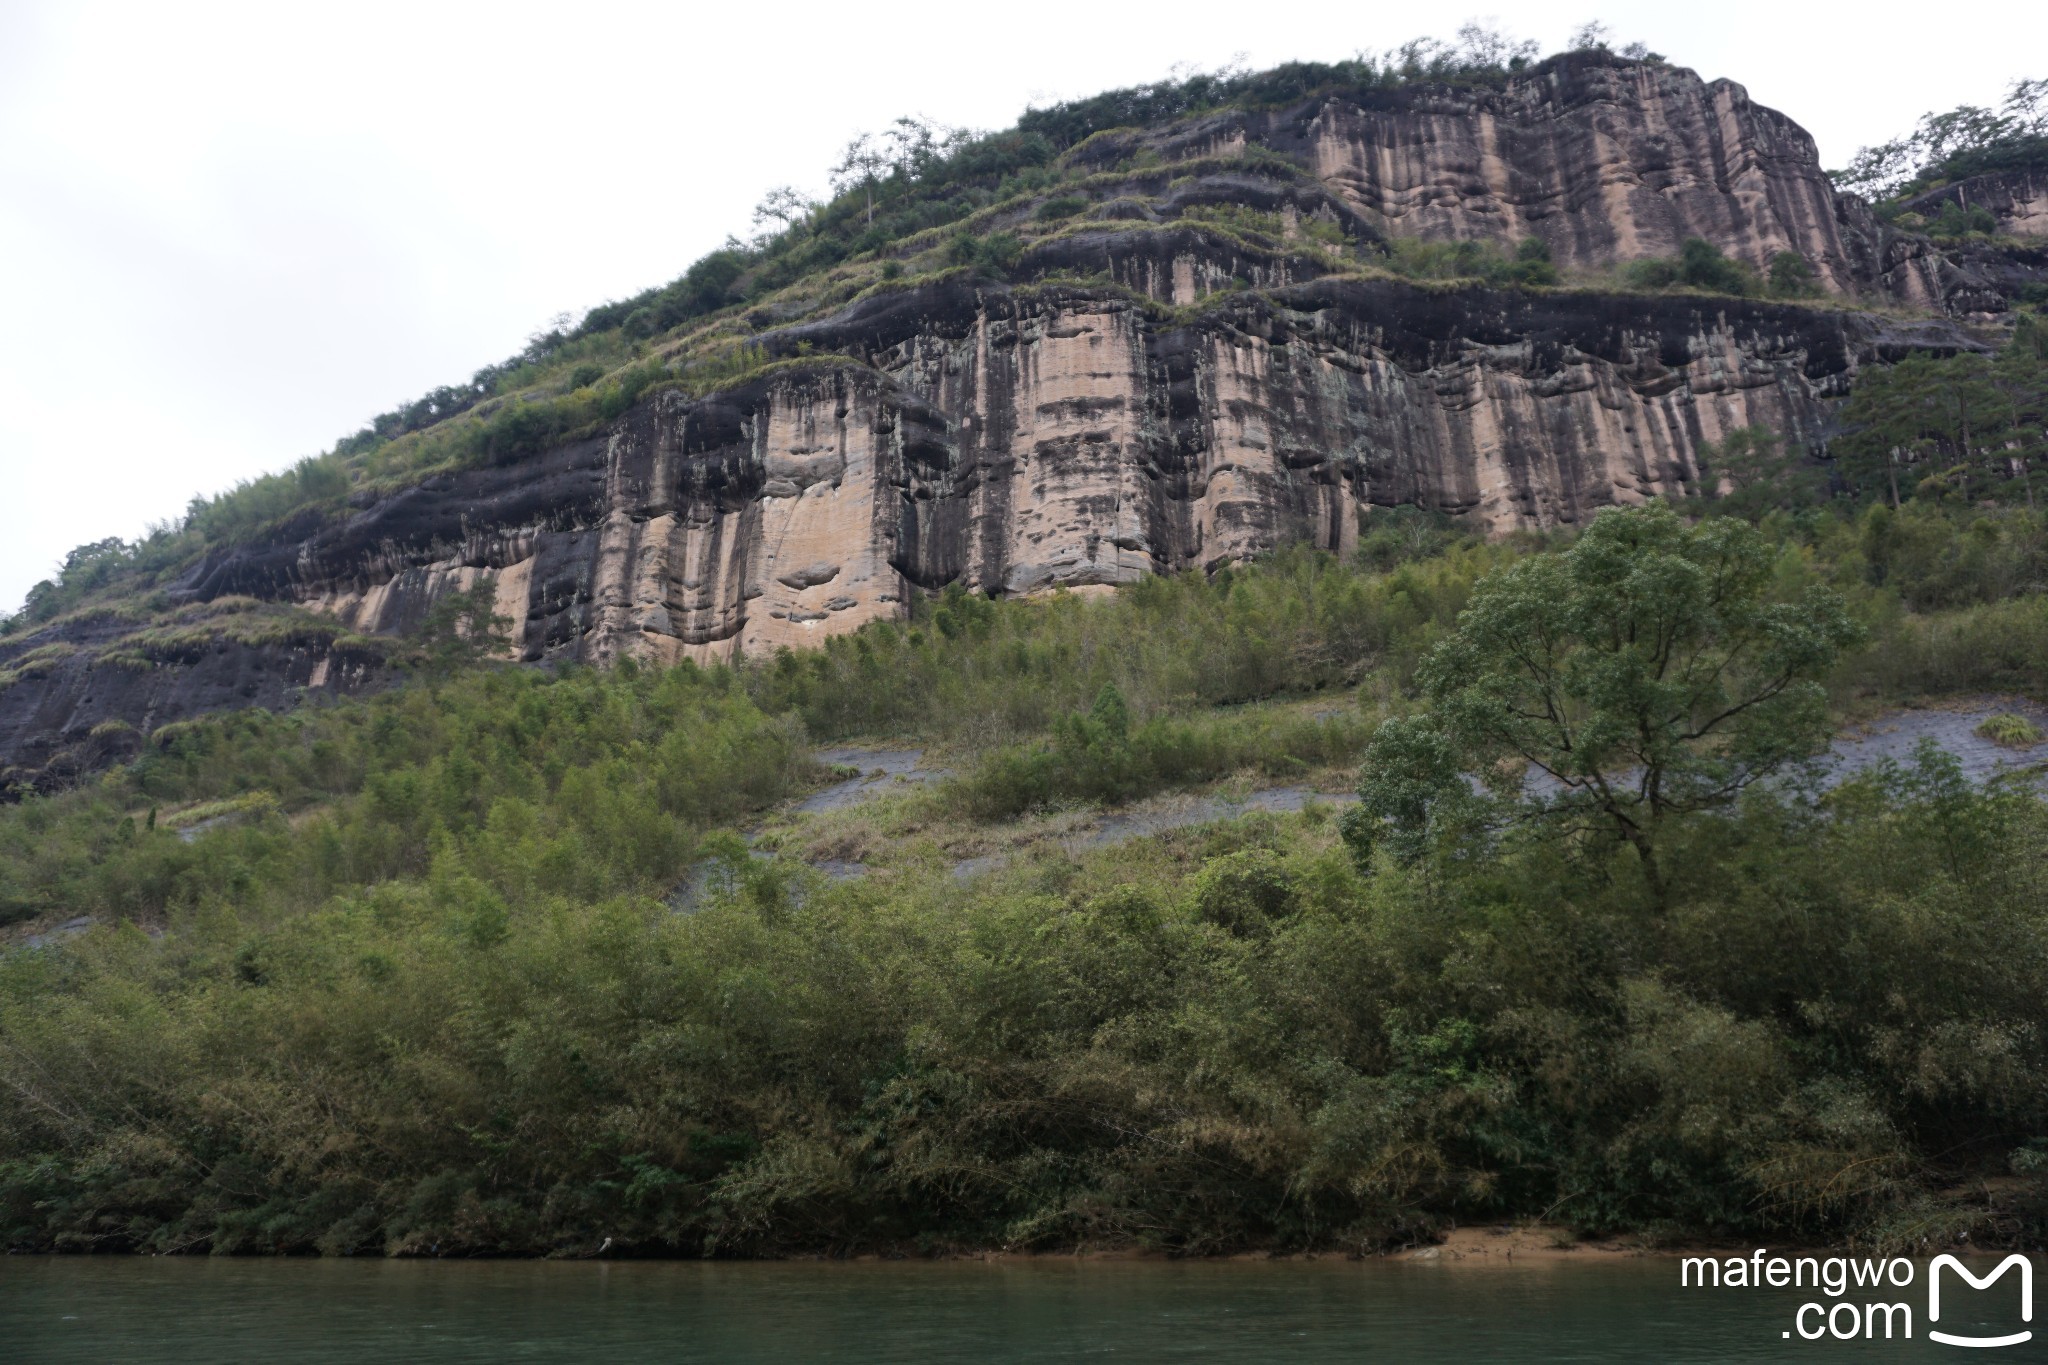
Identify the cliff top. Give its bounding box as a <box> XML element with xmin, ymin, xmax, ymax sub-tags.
<box><xmin>0</xmin><ymin>43</ymin><xmax>1843</xmax><ymax>638</ymax></box>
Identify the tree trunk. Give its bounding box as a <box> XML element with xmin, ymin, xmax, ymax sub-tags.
<box><xmin>1633</xmin><ymin>833</ymin><xmax>1667</xmax><ymax>909</ymax></box>
<box><xmin>1607</xmin><ymin>805</ymin><xmax>1668</xmax><ymax>908</ymax></box>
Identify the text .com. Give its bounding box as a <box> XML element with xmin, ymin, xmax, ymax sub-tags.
<box><xmin>1682</xmin><ymin>1250</ymin><xmax>2033</xmax><ymax>1346</ymax></box>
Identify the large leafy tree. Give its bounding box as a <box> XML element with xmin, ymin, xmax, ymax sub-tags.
<box><xmin>1345</xmin><ymin>505</ymin><xmax>1863</xmax><ymax>900</ymax></box>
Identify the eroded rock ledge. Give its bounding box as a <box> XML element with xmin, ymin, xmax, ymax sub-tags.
<box><xmin>169</xmin><ymin>276</ymin><xmax>1975</xmax><ymax>667</ymax></box>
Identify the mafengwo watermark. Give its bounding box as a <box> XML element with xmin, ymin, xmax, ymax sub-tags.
<box><xmin>1683</xmin><ymin>1250</ymin><xmax>2033</xmax><ymax>1347</ymax></box>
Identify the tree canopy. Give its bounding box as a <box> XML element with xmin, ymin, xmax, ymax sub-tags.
<box><xmin>1345</xmin><ymin>504</ymin><xmax>1863</xmax><ymax>898</ymax></box>
<box><xmin>1834</xmin><ymin>344</ymin><xmax>2047</xmax><ymax>509</ymax></box>
<box><xmin>1829</xmin><ymin>75</ymin><xmax>2047</xmax><ymax>200</ymax></box>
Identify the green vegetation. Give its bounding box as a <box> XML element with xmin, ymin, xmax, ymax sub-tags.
<box><xmin>1691</xmin><ymin>428</ymin><xmax>1827</xmax><ymax>518</ymax></box>
<box><xmin>1830</xmin><ymin>76</ymin><xmax>2046</xmax><ymax>203</ymax></box>
<box><xmin>748</xmin><ymin>547</ymin><xmax>1496</xmax><ymax>747</ymax></box>
<box><xmin>1377</xmin><ymin>232</ymin><xmax>1830</xmax><ymax>302</ymax></box>
<box><xmin>0</xmin><ymin>640</ymin><xmax>80</xmax><ymax>689</ymax></box>
<box><xmin>1611</xmin><ymin>239</ymin><xmax>1827</xmax><ymax>301</ymax></box>
<box><xmin>1346</xmin><ymin>507</ymin><xmax>1861</xmax><ymax>900</ymax></box>
<box><xmin>0</xmin><ymin>659</ymin><xmax>806</xmax><ymax>928</ymax></box>
<box><xmin>1767</xmin><ymin>250</ymin><xmax>1820</xmax><ymax>297</ymax></box>
<box><xmin>0</xmin><ymin>600</ymin><xmax>391</xmax><ymax>718</ymax></box>
<box><xmin>1010</xmin><ymin>24</ymin><xmax>1660</xmax><ymax>154</ymax></box>
<box><xmin>6</xmin><ymin>40</ymin><xmax>2048</xmax><ymax>1257</ymax></box>
<box><xmin>13</xmin><ymin>745</ymin><xmax>2038</xmax><ymax>1257</ymax></box>
<box><xmin>1623</xmin><ymin>238</ymin><xmax>1761</xmax><ymax>297</ymax></box>
<box><xmin>960</xmin><ymin>688</ymin><xmax>1373</xmax><ymax>820</ymax></box>
<box><xmin>1384</xmin><ymin>236</ymin><xmax>1558</xmax><ymax>287</ymax></box>
<box><xmin>946</xmin><ymin>229</ymin><xmax>1024</xmax><ymax>277</ymax></box>
<box><xmin>1976</xmin><ymin>712</ymin><xmax>2044</xmax><ymax>748</ymax></box>
<box><xmin>4</xmin><ymin>504</ymin><xmax>2048</xmax><ymax>1256</ymax></box>
<box><xmin>1832</xmin><ymin>338</ymin><xmax>2048</xmax><ymax>509</ymax></box>
<box><xmin>6</xmin><ymin>26</ymin><xmax>1685</xmax><ymax>635</ymax></box>
<box><xmin>1012</xmin><ymin>32</ymin><xmax>1542</xmax><ymax>152</ymax></box>
<box><xmin>1926</xmin><ymin>202</ymin><xmax>2002</xmax><ymax>242</ymax></box>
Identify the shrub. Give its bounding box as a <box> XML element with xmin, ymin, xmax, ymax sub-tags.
<box><xmin>5</xmin><ymin>727</ymin><xmax>2043</xmax><ymax>1255</ymax></box>
<box><xmin>1383</xmin><ymin>235</ymin><xmax>1555</xmax><ymax>287</ymax></box>
<box><xmin>6</xmin><ymin>504</ymin><xmax>2048</xmax><ymax>1254</ymax></box>
<box><xmin>949</xmin><ymin>230</ymin><xmax>1024</xmax><ymax>277</ymax></box>
<box><xmin>1508</xmin><ymin>235</ymin><xmax>1558</xmax><ymax>284</ymax></box>
<box><xmin>1930</xmin><ymin>202</ymin><xmax>2000</xmax><ymax>238</ymax></box>
<box><xmin>1189</xmin><ymin>848</ymin><xmax>1297</xmax><ymax>932</ymax></box>
<box><xmin>1768</xmin><ymin>251</ymin><xmax>1819</xmax><ymax>297</ymax></box>
<box><xmin>1975</xmin><ymin>712</ymin><xmax>2044</xmax><ymax>747</ymax></box>
<box><xmin>1625</xmin><ymin>238</ymin><xmax>1760</xmax><ymax>296</ymax></box>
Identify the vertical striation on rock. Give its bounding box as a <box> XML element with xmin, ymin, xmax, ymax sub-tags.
<box><xmin>0</xmin><ymin>50</ymin><xmax>2010</xmax><ymax>785</ymax></box>
<box><xmin>159</xmin><ymin>277</ymin><xmax>1968</xmax><ymax>672</ymax></box>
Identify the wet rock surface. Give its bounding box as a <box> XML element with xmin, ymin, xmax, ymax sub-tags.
<box><xmin>1820</xmin><ymin>700</ymin><xmax>2048</xmax><ymax>785</ymax></box>
<box><xmin>676</xmin><ymin>700</ymin><xmax>2047</xmax><ymax>902</ymax></box>
<box><xmin>795</xmin><ymin>749</ymin><xmax>949</xmax><ymax>815</ymax></box>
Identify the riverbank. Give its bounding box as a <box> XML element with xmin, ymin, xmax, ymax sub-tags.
<box><xmin>731</xmin><ymin>1225</ymin><xmax>1944</xmax><ymax>1267</ymax></box>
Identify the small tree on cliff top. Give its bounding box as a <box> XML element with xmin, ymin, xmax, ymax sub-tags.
<box><xmin>831</xmin><ymin>134</ymin><xmax>889</xmax><ymax>225</ymax></box>
<box><xmin>1343</xmin><ymin>504</ymin><xmax>1862</xmax><ymax>901</ymax></box>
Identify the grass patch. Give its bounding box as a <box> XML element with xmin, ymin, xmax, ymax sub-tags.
<box><xmin>158</xmin><ymin>791</ymin><xmax>281</xmax><ymax>833</ymax></box>
<box><xmin>1975</xmin><ymin>712</ymin><xmax>2044</xmax><ymax>747</ymax></box>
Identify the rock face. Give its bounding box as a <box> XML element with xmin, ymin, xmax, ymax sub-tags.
<box><xmin>1312</xmin><ymin>64</ymin><xmax>1871</xmax><ymax>293</ymax></box>
<box><xmin>1069</xmin><ymin>53</ymin><xmax>2001</xmax><ymax>316</ymax></box>
<box><xmin>168</xmin><ymin>273</ymin><xmax>1969</xmax><ymax>667</ymax></box>
<box><xmin>0</xmin><ymin>52</ymin><xmax>2004</xmax><ymax>784</ymax></box>
<box><xmin>0</xmin><ymin>608</ymin><xmax>382</xmax><ymax>791</ymax></box>
<box><xmin>1899</xmin><ymin>168</ymin><xmax>2048</xmax><ymax>239</ymax></box>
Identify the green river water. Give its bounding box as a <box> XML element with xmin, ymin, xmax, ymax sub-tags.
<box><xmin>4</xmin><ymin>1254</ymin><xmax>2038</xmax><ymax>1362</ymax></box>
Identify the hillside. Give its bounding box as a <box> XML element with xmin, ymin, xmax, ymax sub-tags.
<box><xmin>6</xmin><ymin>500</ymin><xmax>2048</xmax><ymax>1255</ymax></box>
<box><xmin>3</xmin><ymin>42</ymin><xmax>2045</xmax><ymax>791</ymax></box>
<box><xmin>3</xmin><ymin>39</ymin><xmax>2048</xmax><ymax>1260</ymax></box>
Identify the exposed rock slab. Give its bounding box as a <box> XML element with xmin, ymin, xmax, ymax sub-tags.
<box><xmin>164</xmin><ymin>276</ymin><xmax>1965</xmax><ymax>668</ymax></box>
<box><xmin>1898</xmin><ymin>168</ymin><xmax>2048</xmax><ymax>239</ymax></box>
<box><xmin>1069</xmin><ymin>52</ymin><xmax>2005</xmax><ymax>315</ymax></box>
<box><xmin>0</xmin><ymin>273</ymin><xmax>1985</xmax><ymax>786</ymax></box>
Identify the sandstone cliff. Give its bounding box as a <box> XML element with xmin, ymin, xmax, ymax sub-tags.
<box><xmin>1898</xmin><ymin>167</ymin><xmax>2048</xmax><ymax>239</ymax></box>
<box><xmin>1065</xmin><ymin>54</ymin><xmax>2005</xmax><ymax>316</ymax></box>
<box><xmin>162</xmin><ymin>270</ymin><xmax>1973</xmax><ymax>669</ymax></box>
<box><xmin>0</xmin><ymin>51</ymin><xmax>2005</xmax><ymax>788</ymax></box>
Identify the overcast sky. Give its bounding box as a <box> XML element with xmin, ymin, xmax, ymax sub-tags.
<box><xmin>3</xmin><ymin>0</ymin><xmax>2043</xmax><ymax>614</ymax></box>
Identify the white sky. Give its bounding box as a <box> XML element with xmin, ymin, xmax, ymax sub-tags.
<box><xmin>3</xmin><ymin>0</ymin><xmax>2043</xmax><ymax>614</ymax></box>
